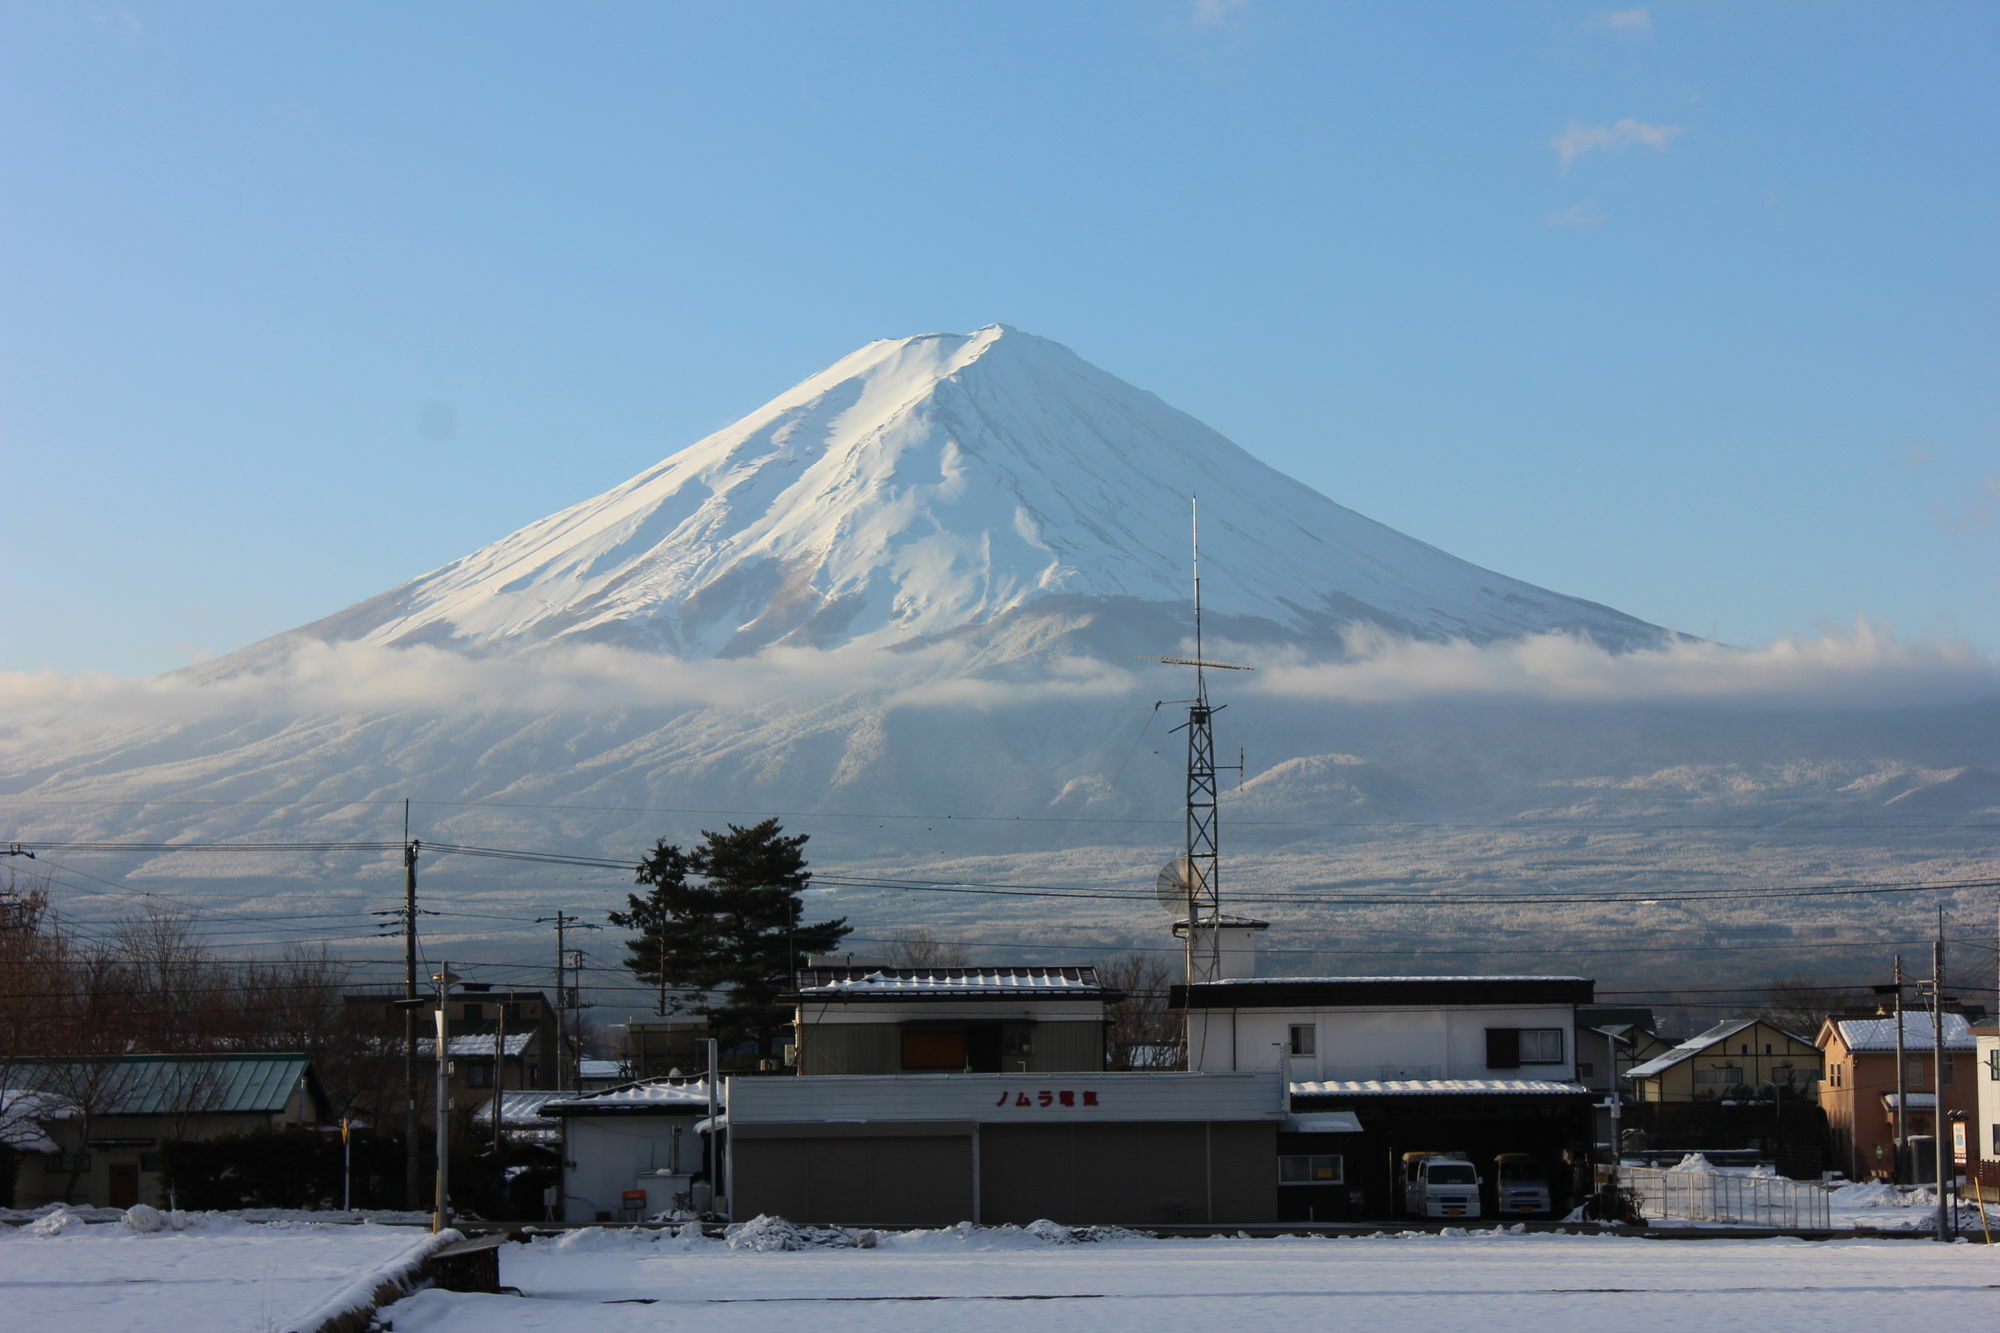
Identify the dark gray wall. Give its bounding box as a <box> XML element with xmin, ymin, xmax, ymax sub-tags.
<box><xmin>796</xmin><ymin>1021</ymin><xmax>1105</xmax><ymax>1076</ymax></box>
<box><xmin>980</xmin><ymin>1121</ymin><xmax>1276</xmax><ymax>1225</ymax></box>
<box><xmin>730</xmin><ymin>1120</ymin><xmax>1278</xmax><ymax>1226</ymax></box>
<box><xmin>731</xmin><ymin>1123</ymin><xmax>974</xmax><ymax>1226</ymax></box>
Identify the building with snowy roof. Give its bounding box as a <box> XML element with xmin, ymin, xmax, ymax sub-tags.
<box><xmin>4</xmin><ymin>1053</ymin><xmax>328</xmax><ymax>1210</ymax></box>
<box><xmin>1170</xmin><ymin>975</ymin><xmax>1600</xmax><ymax>1220</ymax></box>
<box><xmin>534</xmin><ymin>1078</ymin><xmax>719</xmax><ymax>1223</ymax></box>
<box><xmin>1817</xmin><ymin>1010</ymin><xmax>1976</xmax><ymax>1182</ymax></box>
<box><xmin>784</xmin><ymin>965</ymin><xmax>1120</xmax><ymax>1076</ymax></box>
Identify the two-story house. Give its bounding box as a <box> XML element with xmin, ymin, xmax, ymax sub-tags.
<box><xmin>1626</xmin><ymin>1018</ymin><xmax>1821</xmax><ymax>1104</ymax></box>
<box><xmin>713</xmin><ymin>964</ymin><xmax>1288</xmax><ymax>1227</ymax></box>
<box><xmin>1172</xmin><ymin>974</ymin><xmax>1599</xmax><ymax>1219</ymax></box>
<box><xmin>1817</xmin><ymin>1010</ymin><xmax>1975</xmax><ymax>1181</ymax></box>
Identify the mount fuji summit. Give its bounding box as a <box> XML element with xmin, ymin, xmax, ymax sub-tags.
<box><xmin>223</xmin><ymin>323</ymin><xmax>1667</xmax><ymax>674</ymax></box>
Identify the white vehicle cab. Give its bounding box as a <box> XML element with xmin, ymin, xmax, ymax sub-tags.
<box><xmin>1402</xmin><ymin>1151</ymin><xmax>1482</xmax><ymax>1220</ymax></box>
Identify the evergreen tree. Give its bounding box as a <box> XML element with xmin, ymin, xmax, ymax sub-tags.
<box><xmin>610</xmin><ymin>819</ymin><xmax>848</xmax><ymax>1059</ymax></box>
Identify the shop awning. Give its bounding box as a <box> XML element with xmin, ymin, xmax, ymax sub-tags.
<box><xmin>1284</xmin><ymin>1111</ymin><xmax>1362</xmax><ymax>1133</ymax></box>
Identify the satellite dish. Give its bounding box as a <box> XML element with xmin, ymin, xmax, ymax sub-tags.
<box><xmin>1155</xmin><ymin>856</ymin><xmax>1197</xmax><ymax>917</ymax></box>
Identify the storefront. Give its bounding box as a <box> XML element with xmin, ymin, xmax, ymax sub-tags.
<box><xmin>725</xmin><ymin>1070</ymin><xmax>1285</xmax><ymax>1227</ymax></box>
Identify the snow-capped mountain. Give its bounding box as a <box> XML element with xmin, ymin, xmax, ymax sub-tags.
<box><xmin>6</xmin><ymin>326</ymin><xmax>1989</xmax><ymax>988</ymax></box>
<box><xmin>226</xmin><ymin>324</ymin><xmax>1664</xmax><ymax>671</ymax></box>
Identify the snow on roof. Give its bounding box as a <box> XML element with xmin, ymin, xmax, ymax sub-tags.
<box><xmin>416</xmin><ymin>1032</ymin><xmax>535</xmax><ymax>1059</ymax></box>
<box><xmin>472</xmin><ymin>1090</ymin><xmax>569</xmax><ymax>1128</ymax></box>
<box><xmin>1290</xmin><ymin>1078</ymin><xmax>1591</xmax><ymax>1098</ymax></box>
<box><xmin>538</xmin><ymin>1078</ymin><xmax>717</xmax><ymax>1115</ymax></box>
<box><xmin>795</xmin><ymin>966</ymin><xmax>1106</xmax><ymax>998</ymax></box>
<box><xmin>1626</xmin><ymin>1018</ymin><xmax>1766</xmax><ymax>1080</ymax></box>
<box><xmin>1218</xmin><ymin>976</ymin><xmax>1590</xmax><ymax>985</ymax></box>
<box><xmin>1833</xmin><ymin>1012</ymin><xmax>1974</xmax><ymax>1052</ymax></box>
<box><xmin>1882</xmin><ymin>1092</ymin><xmax>1938</xmax><ymax>1109</ymax></box>
<box><xmin>578</xmin><ymin>1059</ymin><xmax>625</xmax><ymax>1080</ymax></box>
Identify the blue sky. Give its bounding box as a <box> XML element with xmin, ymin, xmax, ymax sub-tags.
<box><xmin>3</xmin><ymin>1</ymin><xmax>1994</xmax><ymax>675</ymax></box>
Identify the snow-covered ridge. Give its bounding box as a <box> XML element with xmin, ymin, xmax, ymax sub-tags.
<box><xmin>226</xmin><ymin>324</ymin><xmax>1664</xmax><ymax>671</ymax></box>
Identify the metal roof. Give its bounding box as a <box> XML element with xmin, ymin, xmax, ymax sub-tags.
<box><xmin>8</xmin><ymin>1055</ymin><xmax>316</xmax><ymax>1116</ymax></box>
<box><xmin>1291</xmin><ymin>1078</ymin><xmax>1593</xmax><ymax>1098</ymax></box>
<box><xmin>791</xmin><ymin>965</ymin><xmax>1111</xmax><ymax>1000</ymax></box>
<box><xmin>1625</xmin><ymin>1018</ymin><xmax>1766</xmax><ymax>1080</ymax></box>
<box><xmin>1176</xmin><ymin>976</ymin><xmax>1593</xmax><ymax>1010</ymax></box>
<box><xmin>538</xmin><ymin>1077</ymin><xmax>718</xmax><ymax>1116</ymax></box>
<box><xmin>1831</xmin><ymin>1012</ymin><xmax>1975</xmax><ymax>1052</ymax></box>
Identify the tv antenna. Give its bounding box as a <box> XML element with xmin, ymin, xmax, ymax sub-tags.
<box><xmin>1142</xmin><ymin>496</ymin><xmax>1251</xmax><ymax>987</ymax></box>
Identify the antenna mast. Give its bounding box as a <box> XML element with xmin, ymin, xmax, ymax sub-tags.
<box><xmin>1144</xmin><ymin>497</ymin><xmax>1251</xmax><ymax>987</ymax></box>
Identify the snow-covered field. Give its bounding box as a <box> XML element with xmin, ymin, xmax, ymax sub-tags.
<box><xmin>381</xmin><ymin>1223</ymin><xmax>1999</xmax><ymax>1333</ymax></box>
<box><xmin>0</xmin><ymin>1207</ymin><xmax>441</xmax><ymax>1333</ymax></box>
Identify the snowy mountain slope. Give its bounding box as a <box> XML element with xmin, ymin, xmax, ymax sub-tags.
<box><xmin>216</xmin><ymin>325</ymin><xmax>1664</xmax><ymax>673</ymax></box>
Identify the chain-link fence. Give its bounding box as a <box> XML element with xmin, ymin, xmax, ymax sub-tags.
<box><xmin>1622</xmin><ymin>1166</ymin><xmax>1830</xmax><ymax>1229</ymax></box>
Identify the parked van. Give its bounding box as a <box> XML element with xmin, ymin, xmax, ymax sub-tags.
<box><xmin>1401</xmin><ymin>1151</ymin><xmax>1482</xmax><ymax>1219</ymax></box>
<box><xmin>1493</xmin><ymin>1153</ymin><xmax>1551</xmax><ymax>1216</ymax></box>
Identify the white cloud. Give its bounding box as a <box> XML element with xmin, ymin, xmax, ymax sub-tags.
<box><xmin>1930</xmin><ymin>475</ymin><xmax>2000</xmax><ymax>538</ymax></box>
<box><xmin>1248</xmin><ymin>621</ymin><xmax>1999</xmax><ymax>708</ymax></box>
<box><xmin>2</xmin><ymin>622</ymin><xmax>1989</xmax><ymax>724</ymax></box>
<box><xmin>1551</xmin><ymin>118</ymin><xmax>1684</xmax><ymax>169</ymax></box>
<box><xmin>0</xmin><ymin>639</ymin><xmax>1143</xmax><ymax>720</ymax></box>
<box><xmin>1586</xmin><ymin>8</ymin><xmax>1652</xmax><ymax>35</ymax></box>
<box><xmin>1547</xmin><ymin>200</ymin><xmax>1608</xmax><ymax>229</ymax></box>
<box><xmin>1191</xmin><ymin>0</ymin><xmax>1250</xmax><ymax>26</ymax></box>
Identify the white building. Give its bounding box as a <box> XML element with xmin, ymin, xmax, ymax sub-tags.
<box><xmin>1173</xmin><ymin>975</ymin><xmax>1599</xmax><ymax>1219</ymax></box>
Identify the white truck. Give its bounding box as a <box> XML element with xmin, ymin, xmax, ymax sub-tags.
<box><xmin>1401</xmin><ymin>1151</ymin><xmax>1482</xmax><ymax>1220</ymax></box>
<box><xmin>1493</xmin><ymin>1153</ymin><xmax>1551</xmax><ymax>1217</ymax></box>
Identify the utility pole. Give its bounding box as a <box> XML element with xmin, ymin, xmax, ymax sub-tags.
<box><xmin>493</xmin><ymin>997</ymin><xmax>508</xmax><ymax>1157</ymax></box>
<box><xmin>538</xmin><ymin>912</ymin><xmax>599</xmax><ymax>1093</ymax></box>
<box><xmin>402</xmin><ymin>832</ymin><xmax>421</xmax><ymax>1210</ymax></box>
<box><xmin>432</xmin><ymin>962</ymin><xmax>457</xmax><ymax>1233</ymax></box>
<box><xmin>1893</xmin><ymin>954</ymin><xmax>1907</xmax><ymax>1183</ymax></box>
<box><xmin>1932</xmin><ymin>910</ymin><xmax>1949</xmax><ymax>1242</ymax></box>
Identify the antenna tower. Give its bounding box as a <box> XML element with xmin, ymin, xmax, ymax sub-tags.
<box><xmin>1144</xmin><ymin>497</ymin><xmax>1251</xmax><ymax>986</ymax></box>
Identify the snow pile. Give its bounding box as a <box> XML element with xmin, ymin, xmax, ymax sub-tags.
<box><xmin>1665</xmin><ymin>1153</ymin><xmax>1716</xmax><ymax>1173</ymax></box>
<box><xmin>539</xmin><ymin>1224</ymin><xmax>711</xmax><ymax>1254</ymax></box>
<box><xmin>26</xmin><ymin>1204</ymin><xmax>85</xmax><ymax>1236</ymax></box>
<box><xmin>120</xmin><ymin>1204</ymin><xmax>165</xmax><ymax>1233</ymax></box>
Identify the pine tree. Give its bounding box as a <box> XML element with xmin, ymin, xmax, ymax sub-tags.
<box><xmin>609</xmin><ymin>819</ymin><xmax>848</xmax><ymax>1060</ymax></box>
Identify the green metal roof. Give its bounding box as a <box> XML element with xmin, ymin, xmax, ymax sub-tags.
<box><xmin>10</xmin><ymin>1054</ymin><xmax>316</xmax><ymax>1116</ymax></box>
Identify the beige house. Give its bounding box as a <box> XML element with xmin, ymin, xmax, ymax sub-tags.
<box><xmin>6</xmin><ymin>1053</ymin><xmax>328</xmax><ymax>1209</ymax></box>
<box><xmin>1627</xmin><ymin>1018</ymin><xmax>1820</xmax><ymax>1104</ymax></box>
<box><xmin>1817</xmin><ymin>1011</ymin><xmax>1974</xmax><ymax>1182</ymax></box>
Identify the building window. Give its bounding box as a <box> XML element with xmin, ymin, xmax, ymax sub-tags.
<box><xmin>1288</xmin><ymin>1024</ymin><xmax>1316</xmax><ymax>1058</ymax></box>
<box><xmin>1278</xmin><ymin>1154</ymin><xmax>1344</xmax><ymax>1185</ymax></box>
<box><xmin>1772</xmin><ymin>1063</ymin><xmax>1797</xmax><ymax>1085</ymax></box>
<box><xmin>1992</xmin><ymin>1124</ymin><xmax>2000</xmax><ymax>1156</ymax></box>
<box><xmin>1988</xmin><ymin>1050</ymin><xmax>2000</xmax><ymax>1080</ymax></box>
<box><xmin>466</xmin><ymin>1064</ymin><xmax>494</xmax><ymax>1088</ymax></box>
<box><xmin>1519</xmin><ymin>1029</ymin><xmax>1564</xmax><ymax>1064</ymax></box>
<box><xmin>1830</xmin><ymin>1062</ymin><xmax>1843</xmax><ymax>1088</ymax></box>
<box><xmin>461</xmin><ymin>1003</ymin><xmax>484</xmax><ymax>1021</ymax></box>
<box><xmin>1577</xmin><ymin>1061</ymin><xmax>1595</xmax><ymax>1078</ymax></box>
<box><xmin>901</xmin><ymin>1030</ymin><xmax>968</xmax><ymax>1070</ymax></box>
<box><xmin>1694</xmin><ymin>1065</ymin><xmax>1745</xmax><ymax>1087</ymax></box>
